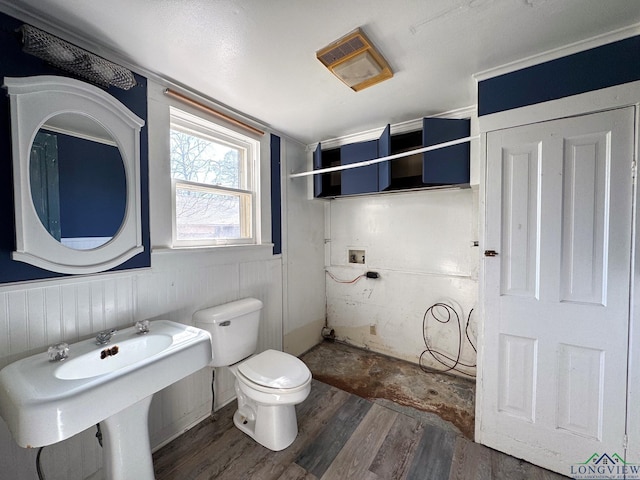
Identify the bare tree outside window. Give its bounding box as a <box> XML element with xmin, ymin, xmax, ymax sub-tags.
<box><xmin>170</xmin><ymin>130</ymin><xmax>240</xmax><ymax>187</ymax></box>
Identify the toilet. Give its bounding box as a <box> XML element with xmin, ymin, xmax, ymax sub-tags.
<box><xmin>193</xmin><ymin>298</ymin><xmax>312</xmax><ymax>451</ymax></box>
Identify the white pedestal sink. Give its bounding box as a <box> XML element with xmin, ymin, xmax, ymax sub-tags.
<box><xmin>0</xmin><ymin>320</ymin><xmax>212</xmax><ymax>480</ymax></box>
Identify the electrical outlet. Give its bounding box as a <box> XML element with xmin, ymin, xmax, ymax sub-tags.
<box><xmin>370</xmin><ymin>325</ymin><xmax>377</xmax><ymax>335</ymax></box>
<box><xmin>348</xmin><ymin>249</ymin><xmax>365</xmax><ymax>264</ymax></box>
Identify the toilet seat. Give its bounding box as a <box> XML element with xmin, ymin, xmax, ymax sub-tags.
<box><xmin>236</xmin><ymin>349</ymin><xmax>311</xmax><ymax>393</ymax></box>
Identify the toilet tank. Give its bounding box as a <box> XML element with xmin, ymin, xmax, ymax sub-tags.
<box><xmin>193</xmin><ymin>298</ymin><xmax>263</xmax><ymax>367</ymax></box>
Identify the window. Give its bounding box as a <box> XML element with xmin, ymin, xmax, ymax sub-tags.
<box><xmin>170</xmin><ymin>107</ymin><xmax>259</xmax><ymax>247</ymax></box>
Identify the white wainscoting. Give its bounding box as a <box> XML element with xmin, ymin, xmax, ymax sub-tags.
<box><xmin>0</xmin><ymin>246</ymin><xmax>282</xmax><ymax>479</ymax></box>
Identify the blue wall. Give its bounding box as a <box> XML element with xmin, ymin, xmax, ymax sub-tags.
<box><xmin>270</xmin><ymin>134</ymin><xmax>282</xmax><ymax>255</ymax></box>
<box><xmin>0</xmin><ymin>11</ymin><xmax>150</xmax><ymax>283</ymax></box>
<box><xmin>478</xmin><ymin>35</ymin><xmax>640</xmax><ymax>116</ymax></box>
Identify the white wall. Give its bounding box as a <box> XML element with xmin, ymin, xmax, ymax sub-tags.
<box><xmin>281</xmin><ymin>141</ymin><xmax>326</xmax><ymax>356</ymax></box>
<box><xmin>0</xmin><ymin>76</ymin><xmax>325</xmax><ymax>479</ymax></box>
<box><xmin>325</xmin><ymin>187</ymin><xmax>479</xmax><ymax>376</ymax></box>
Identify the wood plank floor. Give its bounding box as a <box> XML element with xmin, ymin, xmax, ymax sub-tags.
<box><xmin>153</xmin><ymin>380</ymin><xmax>568</xmax><ymax>480</ymax></box>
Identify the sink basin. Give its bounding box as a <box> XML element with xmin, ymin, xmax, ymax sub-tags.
<box><xmin>0</xmin><ymin>320</ymin><xmax>212</xmax><ymax>448</ymax></box>
<box><xmin>55</xmin><ymin>334</ymin><xmax>173</xmax><ymax>380</ymax></box>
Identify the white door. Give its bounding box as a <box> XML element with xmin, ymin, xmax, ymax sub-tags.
<box><xmin>479</xmin><ymin>107</ymin><xmax>635</xmax><ymax>475</ymax></box>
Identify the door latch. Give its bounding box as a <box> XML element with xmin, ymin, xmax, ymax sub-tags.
<box><xmin>484</xmin><ymin>250</ymin><xmax>499</xmax><ymax>257</ymax></box>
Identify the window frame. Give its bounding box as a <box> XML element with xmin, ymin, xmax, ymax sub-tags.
<box><xmin>169</xmin><ymin>107</ymin><xmax>260</xmax><ymax>247</ymax></box>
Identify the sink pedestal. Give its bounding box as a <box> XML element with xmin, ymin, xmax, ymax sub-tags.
<box><xmin>0</xmin><ymin>320</ymin><xmax>212</xmax><ymax>479</ymax></box>
<box><xmin>101</xmin><ymin>395</ymin><xmax>154</xmax><ymax>480</ymax></box>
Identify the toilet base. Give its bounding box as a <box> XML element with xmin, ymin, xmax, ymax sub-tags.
<box><xmin>233</xmin><ymin>403</ymin><xmax>298</xmax><ymax>451</ymax></box>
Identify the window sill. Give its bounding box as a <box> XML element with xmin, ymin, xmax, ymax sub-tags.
<box><xmin>151</xmin><ymin>243</ymin><xmax>276</xmax><ymax>271</ymax></box>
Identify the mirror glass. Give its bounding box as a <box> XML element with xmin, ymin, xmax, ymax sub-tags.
<box><xmin>30</xmin><ymin>114</ymin><xmax>126</xmax><ymax>250</ymax></box>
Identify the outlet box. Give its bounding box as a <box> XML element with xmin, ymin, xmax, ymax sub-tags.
<box><xmin>348</xmin><ymin>249</ymin><xmax>365</xmax><ymax>264</ymax></box>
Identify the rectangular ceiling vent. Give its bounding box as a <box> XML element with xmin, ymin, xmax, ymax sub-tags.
<box><xmin>316</xmin><ymin>28</ymin><xmax>393</xmax><ymax>92</ymax></box>
<box><xmin>318</xmin><ymin>36</ymin><xmax>366</xmax><ymax>65</ymax></box>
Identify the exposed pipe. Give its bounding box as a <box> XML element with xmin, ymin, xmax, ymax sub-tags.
<box><xmin>289</xmin><ymin>135</ymin><xmax>479</xmax><ymax>178</ymax></box>
<box><xmin>321</xmin><ymin>326</ymin><xmax>335</xmax><ymax>340</ymax></box>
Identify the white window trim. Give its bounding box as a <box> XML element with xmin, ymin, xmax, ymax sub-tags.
<box><xmin>169</xmin><ymin>107</ymin><xmax>261</xmax><ymax>248</ymax></box>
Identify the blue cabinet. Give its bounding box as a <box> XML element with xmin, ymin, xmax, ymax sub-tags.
<box><xmin>313</xmin><ymin>117</ymin><xmax>470</xmax><ymax>198</ymax></box>
<box><xmin>422</xmin><ymin>118</ymin><xmax>470</xmax><ymax>185</ymax></box>
<box><xmin>339</xmin><ymin>124</ymin><xmax>392</xmax><ymax>196</ymax></box>
<box><xmin>340</xmin><ymin>139</ymin><xmax>378</xmax><ymax>195</ymax></box>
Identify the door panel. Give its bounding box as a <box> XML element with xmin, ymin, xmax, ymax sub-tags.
<box><xmin>556</xmin><ymin>343</ymin><xmax>604</xmax><ymax>440</ymax></box>
<box><xmin>497</xmin><ymin>334</ymin><xmax>537</xmax><ymax>422</ymax></box>
<box><xmin>480</xmin><ymin>107</ymin><xmax>635</xmax><ymax>475</ymax></box>
<box><xmin>560</xmin><ymin>132</ymin><xmax>609</xmax><ymax>305</ymax></box>
<box><xmin>500</xmin><ymin>143</ymin><xmax>540</xmax><ymax>298</ymax></box>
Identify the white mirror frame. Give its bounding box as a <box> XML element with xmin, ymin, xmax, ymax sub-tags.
<box><xmin>5</xmin><ymin>75</ymin><xmax>145</xmax><ymax>274</ymax></box>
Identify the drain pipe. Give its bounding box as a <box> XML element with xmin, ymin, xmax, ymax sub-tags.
<box><xmin>321</xmin><ymin>314</ymin><xmax>335</xmax><ymax>341</ymax></box>
<box><xmin>321</xmin><ymin>326</ymin><xmax>335</xmax><ymax>340</ymax></box>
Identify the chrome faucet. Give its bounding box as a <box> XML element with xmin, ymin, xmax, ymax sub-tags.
<box><xmin>95</xmin><ymin>329</ymin><xmax>117</xmax><ymax>345</ymax></box>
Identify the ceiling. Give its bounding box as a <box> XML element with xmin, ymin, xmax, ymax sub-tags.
<box><xmin>3</xmin><ymin>0</ymin><xmax>640</xmax><ymax>145</ymax></box>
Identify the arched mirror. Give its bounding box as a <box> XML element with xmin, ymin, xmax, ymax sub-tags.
<box><xmin>5</xmin><ymin>75</ymin><xmax>144</xmax><ymax>274</ymax></box>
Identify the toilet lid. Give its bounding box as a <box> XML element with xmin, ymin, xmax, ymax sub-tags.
<box><xmin>238</xmin><ymin>349</ymin><xmax>311</xmax><ymax>389</ymax></box>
